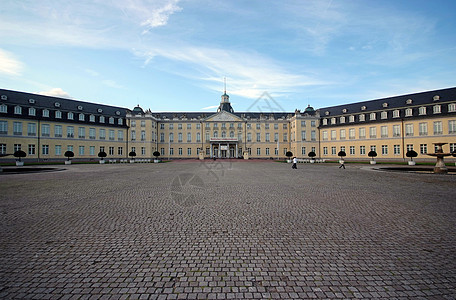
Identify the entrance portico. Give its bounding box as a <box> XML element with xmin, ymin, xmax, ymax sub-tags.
<box><xmin>210</xmin><ymin>137</ymin><xmax>240</xmax><ymax>158</ymax></box>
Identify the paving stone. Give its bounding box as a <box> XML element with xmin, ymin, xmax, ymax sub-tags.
<box><xmin>0</xmin><ymin>161</ymin><xmax>455</xmax><ymax>299</ymax></box>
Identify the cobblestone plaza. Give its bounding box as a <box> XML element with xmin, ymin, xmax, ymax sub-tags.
<box><xmin>1</xmin><ymin>161</ymin><xmax>455</xmax><ymax>299</ymax></box>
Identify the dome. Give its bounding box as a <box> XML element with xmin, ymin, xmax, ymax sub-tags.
<box><xmin>132</xmin><ymin>105</ymin><xmax>144</xmax><ymax>114</ymax></box>
<box><xmin>304</xmin><ymin>105</ymin><xmax>315</xmax><ymax>113</ymax></box>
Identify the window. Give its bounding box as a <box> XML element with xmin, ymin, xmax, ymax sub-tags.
<box><xmin>178</xmin><ymin>133</ymin><xmax>183</xmax><ymax>143</ymax></box>
<box><xmin>256</xmin><ymin>133</ymin><xmax>261</xmax><ymax>142</ymax></box>
<box><xmin>323</xmin><ymin>147</ymin><xmax>328</xmax><ymax>155</ymax></box>
<box><xmin>256</xmin><ymin>123</ymin><xmax>261</xmax><ymax>130</ymax></box>
<box><xmin>78</xmin><ymin>127</ymin><xmax>85</xmax><ymax>139</ymax></box>
<box><xmin>370</xmin><ymin>145</ymin><xmax>376</xmax><ymax>152</ymax></box>
<box><xmin>419</xmin><ymin>107</ymin><xmax>426</xmax><ymax>115</ymax></box>
<box><xmin>405</xmin><ymin>124</ymin><xmax>414</xmax><ymax>136</ymax></box>
<box><xmin>108</xmin><ymin>146</ymin><xmax>114</xmax><ymax>156</ymax></box>
<box><xmin>301</xmin><ymin>131</ymin><xmax>306</xmax><ymax>141</ymax></box>
<box><xmin>27</xmin><ymin>123</ymin><xmax>36</xmax><ymax>136</ymax></box>
<box><xmin>89</xmin><ymin>128</ymin><xmax>96</xmax><ymax>139</ymax></box>
<box><xmin>381</xmin><ymin>111</ymin><xmax>387</xmax><ymax>119</ymax></box>
<box><xmin>322</xmin><ymin>131</ymin><xmax>328</xmax><ymax>141</ymax></box>
<box><xmin>14</xmin><ymin>106</ymin><xmax>22</xmax><ymax>115</ymax></box>
<box><xmin>79</xmin><ymin>146</ymin><xmax>85</xmax><ymax>155</ymax></box>
<box><xmin>311</xmin><ymin>121</ymin><xmax>316</xmax><ymax>127</ymax></box>
<box><xmin>14</xmin><ymin>144</ymin><xmax>22</xmax><ymax>152</ymax></box>
<box><xmin>449</xmin><ymin>120</ymin><xmax>456</xmax><ymax>134</ymax></box>
<box><xmin>331</xmin><ymin>118</ymin><xmax>336</xmax><ymax>125</ymax></box>
<box><xmin>178</xmin><ymin>148</ymin><xmax>183</xmax><ymax>155</ymax></box>
<box><xmin>393</xmin><ymin>110</ymin><xmax>400</xmax><ymax>118</ymax></box>
<box><xmin>331</xmin><ymin>146</ymin><xmax>336</xmax><ymax>155</ymax></box>
<box><xmin>370</xmin><ymin>113</ymin><xmax>376</xmax><ymax>121</ymax></box>
<box><xmin>90</xmin><ymin>115</ymin><xmax>95</xmax><ymax>122</ymax></box>
<box><xmin>168</xmin><ymin>132</ymin><xmax>174</xmax><ymax>142</ymax></box>
<box><xmin>283</xmin><ymin>133</ymin><xmax>287</xmax><ymax>142</ymax></box>
<box><xmin>381</xmin><ymin>145</ymin><xmax>388</xmax><ymax>155</ymax></box>
<box><xmin>56</xmin><ymin>111</ymin><xmax>62</xmax><ymax>119</ymax></box>
<box><xmin>405</xmin><ymin>108</ymin><xmax>413</xmax><ymax>117</ymax></box>
<box><xmin>381</xmin><ymin>126</ymin><xmax>388</xmax><ymax>138</ymax></box>
<box><xmin>29</xmin><ymin>107</ymin><xmax>36</xmax><ymax>116</ymax></box>
<box><xmin>28</xmin><ymin>144</ymin><xmax>36</xmax><ymax>155</ymax></box>
<box><xmin>131</xmin><ymin>130</ymin><xmax>136</xmax><ymax>141</ymax></box>
<box><xmin>109</xmin><ymin>117</ymin><xmax>114</xmax><ymax>124</ymax></box>
<box><xmin>433</xmin><ymin>121</ymin><xmax>443</xmax><ymax>135</ymax></box>
<box><xmin>247</xmin><ymin>133</ymin><xmax>252</xmax><ymax>142</ymax></box>
<box><xmin>169</xmin><ymin>148</ymin><xmax>174</xmax><ymax>155</ymax></box>
<box><xmin>406</xmin><ymin>144</ymin><xmax>413</xmax><ymax>152</ymax></box>
<box><xmin>420</xmin><ymin>144</ymin><xmax>427</xmax><ymax>154</ymax></box>
<box><xmin>266</xmin><ymin>148</ymin><xmax>270</xmax><ymax>155</ymax></box>
<box><xmin>301</xmin><ymin>147</ymin><xmax>306</xmax><ymax>155</ymax></box>
<box><xmin>54</xmin><ymin>125</ymin><xmax>62</xmax><ymax>137</ymax></box>
<box><xmin>265</xmin><ymin>133</ymin><xmax>270</xmax><ymax>142</ymax></box>
<box><xmin>274</xmin><ymin>148</ymin><xmax>278</xmax><ymax>155</ymax></box>
<box><xmin>369</xmin><ymin>127</ymin><xmax>376</xmax><ymax>138</ymax></box>
<box><xmin>0</xmin><ymin>121</ymin><xmax>7</xmax><ymax>134</ymax></box>
<box><xmin>349</xmin><ymin>115</ymin><xmax>355</xmax><ymax>123</ymax></box>
<box><xmin>433</xmin><ymin>105</ymin><xmax>441</xmax><ymax>114</ymax></box>
<box><xmin>359</xmin><ymin>114</ymin><xmax>365</xmax><ymax>122</ymax></box>
<box><xmin>419</xmin><ymin>123</ymin><xmax>428</xmax><ymax>136</ymax></box>
<box><xmin>118</xmin><ymin>130</ymin><xmax>124</xmax><ymax>141</ymax></box>
<box><xmin>90</xmin><ymin>146</ymin><xmax>95</xmax><ymax>156</ymax></box>
<box><xmin>196</xmin><ymin>123</ymin><xmax>201</xmax><ymax>130</ymax></box>
<box><xmin>13</xmin><ymin>122</ymin><xmax>22</xmax><ymax>135</ymax></box>
<box><xmin>187</xmin><ymin>148</ymin><xmax>192</xmax><ymax>155</ymax></box>
<box><xmin>0</xmin><ymin>104</ymin><xmax>7</xmax><ymax>113</ymax></box>
<box><xmin>359</xmin><ymin>128</ymin><xmax>366</xmax><ymax>139</ymax></box>
<box><xmin>117</xmin><ymin>147</ymin><xmax>123</xmax><ymax>155</ymax></box>
<box><xmin>311</xmin><ymin>131</ymin><xmax>316</xmax><ymax>141</ymax></box>
<box><xmin>450</xmin><ymin>143</ymin><xmax>456</xmax><ymax>153</ymax></box>
<box><xmin>322</xmin><ymin>119</ymin><xmax>328</xmax><ymax>125</ymax></box>
<box><xmin>283</xmin><ymin>124</ymin><xmax>287</xmax><ymax>129</ymax></box>
<box><xmin>256</xmin><ymin>148</ymin><xmax>261</xmax><ymax>155</ymax></box>
<box><xmin>41</xmin><ymin>124</ymin><xmax>50</xmax><ymax>137</ymax></box>
<box><xmin>141</xmin><ymin>130</ymin><xmax>145</xmax><ymax>141</ymax></box>
<box><xmin>141</xmin><ymin>120</ymin><xmax>145</xmax><ymax>127</ymax></box>
<box><xmin>187</xmin><ymin>133</ymin><xmax>191</xmax><ymax>142</ymax></box>
<box><xmin>448</xmin><ymin>103</ymin><xmax>456</xmax><ymax>112</ymax></box>
<box><xmin>340</xmin><ymin>116</ymin><xmax>345</xmax><ymax>124</ymax></box>
<box><xmin>394</xmin><ymin>145</ymin><xmax>400</xmax><ymax>155</ymax></box>
<box><xmin>331</xmin><ymin>130</ymin><xmax>336</xmax><ymax>140</ymax></box>
<box><xmin>178</xmin><ymin>124</ymin><xmax>182</xmax><ymax>130</ymax></box>
<box><xmin>160</xmin><ymin>124</ymin><xmax>165</xmax><ymax>129</ymax></box>
<box><xmin>350</xmin><ymin>146</ymin><xmax>355</xmax><ymax>155</ymax></box>
<box><xmin>274</xmin><ymin>133</ymin><xmax>278</xmax><ymax>142</ymax></box>
<box><xmin>349</xmin><ymin>128</ymin><xmax>355</xmax><ymax>139</ymax></box>
<box><xmin>340</xmin><ymin>129</ymin><xmax>346</xmax><ymax>140</ymax></box>
<box><xmin>42</xmin><ymin>145</ymin><xmax>49</xmax><ymax>155</ymax></box>
<box><xmin>109</xmin><ymin>130</ymin><xmax>115</xmax><ymax>140</ymax></box>
<box><xmin>393</xmin><ymin>125</ymin><xmax>400</xmax><ymax>137</ymax></box>
<box><xmin>118</xmin><ymin>118</ymin><xmax>123</xmax><ymax>125</ymax></box>
<box><xmin>160</xmin><ymin>133</ymin><xmax>164</xmax><ymax>142</ymax></box>
<box><xmin>160</xmin><ymin>148</ymin><xmax>165</xmax><ymax>156</ymax></box>
<box><xmin>68</xmin><ymin>112</ymin><xmax>74</xmax><ymax>120</ymax></box>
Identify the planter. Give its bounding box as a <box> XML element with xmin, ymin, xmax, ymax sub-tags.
<box><xmin>99</xmin><ymin>160</ymin><xmax>105</xmax><ymax>164</ymax></box>
<box><xmin>339</xmin><ymin>160</ymin><xmax>345</xmax><ymax>164</ymax></box>
<box><xmin>154</xmin><ymin>159</ymin><xmax>160</xmax><ymax>163</ymax></box>
<box><xmin>310</xmin><ymin>160</ymin><xmax>315</xmax><ymax>164</ymax></box>
<box><xmin>65</xmin><ymin>160</ymin><xmax>72</xmax><ymax>165</ymax></box>
<box><xmin>408</xmin><ymin>161</ymin><xmax>416</xmax><ymax>166</ymax></box>
<box><xmin>287</xmin><ymin>159</ymin><xmax>292</xmax><ymax>163</ymax></box>
<box><xmin>370</xmin><ymin>160</ymin><xmax>376</xmax><ymax>165</ymax></box>
<box><xmin>130</xmin><ymin>159</ymin><xmax>135</xmax><ymax>163</ymax></box>
<box><xmin>16</xmin><ymin>161</ymin><xmax>24</xmax><ymax>167</ymax></box>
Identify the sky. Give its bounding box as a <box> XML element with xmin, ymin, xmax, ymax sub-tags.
<box><xmin>1</xmin><ymin>0</ymin><xmax>455</xmax><ymax>113</ymax></box>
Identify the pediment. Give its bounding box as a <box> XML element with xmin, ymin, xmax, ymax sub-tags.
<box><xmin>204</xmin><ymin>111</ymin><xmax>242</xmax><ymax>122</ymax></box>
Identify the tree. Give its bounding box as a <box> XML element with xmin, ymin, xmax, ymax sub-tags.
<box><xmin>368</xmin><ymin>150</ymin><xmax>377</xmax><ymax>161</ymax></box>
<box><xmin>129</xmin><ymin>151</ymin><xmax>136</xmax><ymax>158</ymax></box>
<box><xmin>14</xmin><ymin>150</ymin><xmax>26</xmax><ymax>162</ymax></box>
<box><xmin>98</xmin><ymin>151</ymin><xmax>107</xmax><ymax>159</ymax></box>
<box><xmin>64</xmin><ymin>150</ymin><xmax>74</xmax><ymax>161</ymax></box>
<box><xmin>406</xmin><ymin>150</ymin><xmax>418</xmax><ymax>161</ymax></box>
<box><xmin>338</xmin><ymin>151</ymin><xmax>347</xmax><ymax>159</ymax></box>
<box><xmin>308</xmin><ymin>151</ymin><xmax>316</xmax><ymax>160</ymax></box>
<box><xmin>153</xmin><ymin>151</ymin><xmax>160</xmax><ymax>158</ymax></box>
<box><xmin>285</xmin><ymin>151</ymin><xmax>293</xmax><ymax>159</ymax></box>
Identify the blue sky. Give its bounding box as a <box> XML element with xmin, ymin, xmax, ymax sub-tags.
<box><xmin>1</xmin><ymin>0</ymin><xmax>455</xmax><ymax>112</ymax></box>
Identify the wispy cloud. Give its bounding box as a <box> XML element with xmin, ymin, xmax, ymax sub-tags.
<box><xmin>38</xmin><ymin>88</ymin><xmax>73</xmax><ymax>99</ymax></box>
<box><xmin>0</xmin><ymin>49</ymin><xmax>24</xmax><ymax>76</ymax></box>
<box><xmin>201</xmin><ymin>105</ymin><xmax>219</xmax><ymax>110</ymax></box>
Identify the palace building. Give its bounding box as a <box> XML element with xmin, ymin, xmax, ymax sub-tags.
<box><xmin>1</xmin><ymin>87</ymin><xmax>455</xmax><ymax>163</ymax></box>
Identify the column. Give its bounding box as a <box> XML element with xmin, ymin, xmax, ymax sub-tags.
<box><xmin>236</xmin><ymin>144</ymin><xmax>238</xmax><ymax>158</ymax></box>
<box><xmin>219</xmin><ymin>143</ymin><xmax>221</xmax><ymax>158</ymax></box>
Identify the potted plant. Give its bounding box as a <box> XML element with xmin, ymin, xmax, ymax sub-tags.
<box><xmin>153</xmin><ymin>151</ymin><xmax>160</xmax><ymax>163</ymax></box>
<box><xmin>308</xmin><ymin>151</ymin><xmax>316</xmax><ymax>163</ymax></box>
<box><xmin>285</xmin><ymin>151</ymin><xmax>293</xmax><ymax>163</ymax></box>
<box><xmin>14</xmin><ymin>150</ymin><xmax>26</xmax><ymax>166</ymax></box>
<box><xmin>129</xmin><ymin>151</ymin><xmax>136</xmax><ymax>163</ymax></box>
<box><xmin>338</xmin><ymin>150</ymin><xmax>347</xmax><ymax>165</ymax></box>
<box><xmin>406</xmin><ymin>150</ymin><xmax>418</xmax><ymax>165</ymax></box>
<box><xmin>98</xmin><ymin>151</ymin><xmax>107</xmax><ymax>164</ymax></box>
<box><xmin>368</xmin><ymin>150</ymin><xmax>377</xmax><ymax>164</ymax></box>
<box><xmin>64</xmin><ymin>150</ymin><xmax>74</xmax><ymax>165</ymax></box>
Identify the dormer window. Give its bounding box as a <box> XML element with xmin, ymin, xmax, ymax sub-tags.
<box><xmin>1</xmin><ymin>95</ymin><xmax>7</xmax><ymax>100</ymax></box>
<box><xmin>405</xmin><ymin>108</ymin><xmax>413</xmax><ymax>117</ymax></box>
<box><xmin>382</xmin><ymin>103</ymin><xmax>388</xmax><ymax>108</ymax></box>
<box><xmin>29</xmin><ymin>98</ymin><xmax>36</xmax><ymax>104</ymax></box>
<box><xmin>97</xmin><ymin>108</ymin><xmax>103</xmax><ymax>113</ymax></box>
<box><xmin>342</xmin><ymin>108</ymin><xmax>347</xmax><ymax>113</ymax></box>
<box><xmin>42</xmin><ymin>109</ymin><xmax>49</xmax><ymax>117</ymax></box>
<box><xmin>89</xmin><ymin>115</ymin><xmax>95</xmax><ymax>122</ymax></box>
<box><xmin>115</xmin><ymin>111</ymin><xmax>121</xmax><ymax>116</ymax></box>
<box><xmin>325</xmin><ymin>111</ymin><xmax>330</xmax><ymax>116</ymax></box>
<box><xmin>99</xmin><ymin>116</ymin><xmax>105</xmax><ymax>123</ymax></box>
<box><xmin>68</xmin><ymin>112</ymin><xmax>74</xmax><ymax>120</ymax></box>
<box><xmin>14</xmin><ymin>106</ymin><xmax>22</xmax><ymax>115</ymax></box>
<box><xmin>55</xmin><ymin>111</ymin><xmax>62</xmax><ymax>119</ymax></box>
<box><xmin>393</xmin><ymin>110</ymin><xmax>400</xmax><ymax>118</ymax></box>
<box><xmin>322</xmin><ymin>119</ymin><xmax>328</xmax><ymax>125</ymax></box>
<box><xmin>77</xmin><ymin>105</ymin><xmax>83</xmax><ymax>110</ymax></box>
<box><xmin>54</xmin><ymin>102</ymin><xmax>61</xmax><ymax>107</ymax></box>
<box><xmin>79</xmin><ymin>113</ymin><xmax>85</xmax><ymax>121</ymax></box>
<box><xmin>109</xmin><ymin>117</ymin><xmax>114</xmax><ymax>124</ymax></box>
<box><xmin>419</xmin><ymin>107</ymin><xmax>426</xmax><ymax>115</ymax></box>
<box><xmin>433</xmin><ymin>105</ymin><xmax>441</xmax><ymax>114</ymax></box>
<box><xmin>29</xmin><ymin>107</ymin><xmax>36</xmax><ymax>116</ymax></box>
<box><xmin>361</xmin><ymin>106</ymin><xmax>366</xmax><ymax>111</ymax></box>
<box><xmin>0</xmin><ymin>104</ymin><xmax>7</xmax><ymax>113</ymax></box>
<box><xmin>349</xmin><ymin>115</ymin><xmax>355</xmax><ymax>123</ymax></box>
<box><xmin>340</xmin><ymin>116</ymin><xmax>345</xmax><ymax>124</ymax></box>
<box><xmin>370</xmin><ymin>112</ymin><xmax>376</xmax><ymax>120</ymax></box>
<box><xmin>359</xmin><ymin>114</ymin><xmax>365</xmax><ymax>121</ymax></box>
<box><xmin>381</xmin><ymin>111</ymin><xmax>388</xmax><ymax>119</ymax></box>
<box><xmin>449</xmin><ymin>103</ymin><xmax>456</xmax><ymax>112</ymax></box>
<box><xmin>406</xmin><ymin>99</ymin><xmax>413</xmax><ymax>105</ymax></box>
<box><xmin>433</xmin><ymin>95</ymin><xmax>440</xmax><ymax>101</ymax></box>
<box><xmin>331</xmin><ymin>117</ymin><xmax>336</xmax><ymax>125</ymax></box>
<box><xmin>118</xmin><ymin>118</ymin><xmax>123</xmax><ymax>125</ymax></box>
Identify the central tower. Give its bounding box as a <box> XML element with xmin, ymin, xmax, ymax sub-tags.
<box><xmin>217</xmin><ymin>78</ymin><xmax>234</xmax><ymax>113</ymax></box>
